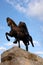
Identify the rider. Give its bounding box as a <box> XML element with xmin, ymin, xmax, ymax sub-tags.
<box><xmin>13</xmin><ymin>21</ymin><xmax>29</xmax><ymax>45</ymax></box>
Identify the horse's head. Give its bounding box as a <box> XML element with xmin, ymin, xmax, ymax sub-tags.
<box><xmin>6</xmin><ymin>17</ymin><xmax>17</xmax><ymax>27</ymax></box>
<box><xmin>6</xmin><ymin>17</ymin><xmax>12</xmax><ymax>26</ymax></box>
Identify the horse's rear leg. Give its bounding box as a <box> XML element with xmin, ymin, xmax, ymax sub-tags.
<box><xmin>31</xmin><ymin>38</ymin><xmax>34</xmax><ymax>47</ymax></box>
<box><xmin>26</xmin><ymin>44</ymin><xmax>28</xmax><ymax>51</ymax></box>
<box><xmin>29</xmin><ymin>35</ymin><xmax>34</xmax><ymax>47</ymax></box>
<box><xmin>18</xmin><ymin>41</ymin><xmax>20</xmax><ymax>48</ymax></box>
<box><xmin>31</xmin><ymin>41</ymin><xmax>34</xmax><ymax>47</ymax></box>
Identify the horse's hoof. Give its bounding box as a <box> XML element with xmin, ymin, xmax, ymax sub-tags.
<box><xmin>32</xmin><ymin>45</ymin><xmax>34</xmax><ymax>47</ymax></box>
<box><xmin>8</xmin><ymin>39</ymin><xmax>10</xmax><ymax>41</ymax></box>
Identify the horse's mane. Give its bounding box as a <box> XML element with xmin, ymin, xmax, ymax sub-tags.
<box><xmin>7</xmin><ymin>17</ymin><xmax>17</xmax><ymax>26</ymax></box>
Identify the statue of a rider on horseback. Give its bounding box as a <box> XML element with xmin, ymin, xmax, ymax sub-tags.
<box><xmin>5</xmin><ymin>17</ymin><xmax>34</xmax><ymax>51</ymax></box>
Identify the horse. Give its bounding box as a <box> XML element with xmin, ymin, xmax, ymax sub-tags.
<box><xmin>5</xmin><ymin>17</ymin><xmax>34</xmax><ymax>51</ymax></box>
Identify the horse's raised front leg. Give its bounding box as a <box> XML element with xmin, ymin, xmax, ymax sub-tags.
<box><xmin>18</xmin><ymin>40</ymin><xmax>20</xmax><ymax>48</ymax></box>
<box><xmin>5</xmin><ymin>32</ymin><xmax>10</xmax><ymax>41</ymax></box>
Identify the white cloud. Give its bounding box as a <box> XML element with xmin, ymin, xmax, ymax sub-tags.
<box><xmin>33</xmin><ymin>40</ymin><xmax>41</xmax><ymax>47</ymax></box>
<box><xmin>15</xmin><ymin>4</ymin><xmax>26</xmax><ymax>13</ymax></box>
<box><xmin>6</xmin><ymin>0</ymin><xmax>43</xmax><ymax>20</ymax></box>
<box><xmin>27</xmin><ymin>1</ymin><xmax>43</xmax><ymax>16</ymax></box>
<box><xmin>5</xmin><ymin>42</ymin><xmax>13</xmax><ymax>46</ymax></box>
<box><xmin>0</xmin><ymin>47</ymin><xmax>6</xmax><ymax>51</ymax></box>
<box><xmin>35</xmin><ymin>51</ymin><xmax>43</xmax><ymax>54</ymax></box>
<box><xmin>4</xmin><ymin>41</ymin><xmax>25</xmax><ymax>48</ymax></box>
<box><xmin>4</xmin><ymin>42</ymin><xmax>18</xmax><ymax>46</ymax></box>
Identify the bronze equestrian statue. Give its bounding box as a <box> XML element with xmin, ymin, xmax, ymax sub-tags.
<box><xmin>5</xmin><ymin>17</ymin><xmax>34</xmax><ymax>51</ymax></box>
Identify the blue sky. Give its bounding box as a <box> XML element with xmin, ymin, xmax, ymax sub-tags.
<box><xmin>0</xmin><ymin>0</ymin><xmax>43</xmax><ymax>58</ymax></box>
